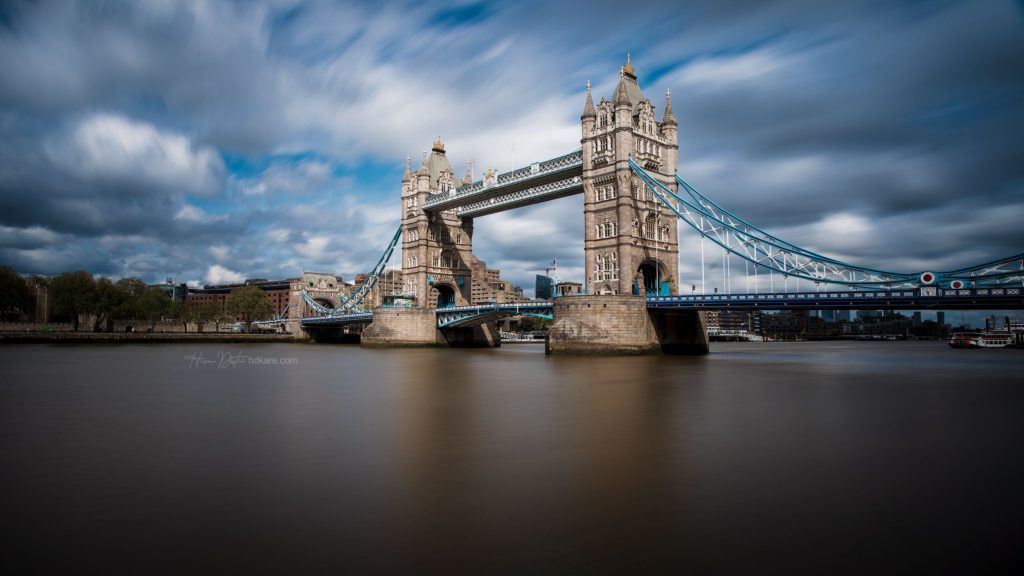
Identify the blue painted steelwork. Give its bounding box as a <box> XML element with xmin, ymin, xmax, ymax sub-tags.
<box><xmin>301</xmin><ymin>311</ymin><xmax>374</xmax><ymax>326</ymax></box>
<box><xmin>646</xmin><ymin>286</ymin><xmax>1023</xmax><ymax>311</ymax></box>
<box><xmin>629</xmin><ymin>158</ymin><xmax>1024</xmax><ymax>290</ymax></box>
<box><xmin>299</xmin><ymin>301</ymin><xmax>554</xmax><ymax>329</ymax></box>
<box><xmin>301</xmin><ymin>225</ymin><xmax>403</xmax><ymax>318</ymax></box>
<box><xmin>251</xmin><ymin>302</ymin><xmax>290</xmax><ymax>326</ymax></box>
<box><xmin>436</xmin><ymin>301</ymin><xmax>553</xmax><ymax>328</ymax></box>
<box><xmin>671</xmin><ymin>172</ymin><xmax>1024</xmax><ymax>288</ymax></box>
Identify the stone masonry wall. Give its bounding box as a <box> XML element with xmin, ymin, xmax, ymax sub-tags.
<box><xmin>547</xmin><ymin>295</ymin><xmax>708</xmax><ymax>355</ymax></box>
<box><xmin>361</xmin><ymin>308</ymin><xmax>445</xmax><ymax>347</ymax></box>
<box><xmin>547</xmin><ymin>295</ymin><xmax>661</xmax><ymax>355</ymax></box>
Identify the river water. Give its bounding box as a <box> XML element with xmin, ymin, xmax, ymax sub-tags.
<box><xmin>2</xmin><ymin>341</ymin><xmax>1022</xmax><ymax>573</ymax></box>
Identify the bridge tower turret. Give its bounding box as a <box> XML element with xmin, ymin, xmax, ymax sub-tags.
<box><xmin>581</xmin><ymin>56</ymin><xmax>679</xmax><ymax>296</ymax></box>
<box><xmin>399</xmin><ymin>138</ymin><xmax>474</xmax><ymax>309</ymax></box>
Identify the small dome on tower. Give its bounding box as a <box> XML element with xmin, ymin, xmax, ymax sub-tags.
<box><xmin>432</xmin><ymin>136</ymin><xmax>446</xmax><ymax>154</ymax></box>
<box><xmin>623</xmin><ymin>52</ymin><xmax>636</xmax><ymax>78</ymax></box>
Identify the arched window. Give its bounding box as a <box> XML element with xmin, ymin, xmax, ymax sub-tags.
<box><xmin>644</xmin><ymin>214</ymin><xmax>656</xmax><ymax>239</ymax></box>
<box><xmin>595</xmin><ymin>251</ymin><xmax>619</xmax><ymax>281</ymax></box>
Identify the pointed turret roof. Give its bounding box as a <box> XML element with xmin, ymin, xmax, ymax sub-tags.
<box><xmin>402</xmin><ymin>155</ymin><xmax>412</xmax><ymax>182</ymax></box>
<box><xmin>424</xmin><ymin>137</ymin><xmax>454</xmax><ymax>192</ymax></box>
<box><xmin>582</xmin><ymin>80</ymin><xmax>596</xmax><ymax>119</ymax></box>
<box><xmin>613</xmin><ymin>74</ymin><xmax>631</xmax><ymax>107</ymax></box>
<box><xmin>662</xmin><ymin>88</ymin><xmax>677</xmax><ymax>126</ymax></box>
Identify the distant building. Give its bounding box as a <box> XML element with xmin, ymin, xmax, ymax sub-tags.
<box><xmin>471</xmin><ymin>256</ymin><xmax>501</xmax><ymax>303</ymax></box>
<box><xmin>470</xmin><ymin>257</ymin><xmax>527</xmax><ymax>304</ymax></box>
<box><xmin>985</xmin><ymin>315</ymin><xmax>1017</xmax><ymax>333</ymax></box>
<box><xmin>761</xmin><ymin>310</ymin><xmax>826</xmax><ymax>340</ymax></box>
<box><xmin>488</xmin><ymin>279</ymin><xmax>529</xmax><ymax>303</ymax></box>
<box><xmin>555</xmin><ymin>281</ymin><xmax>582</xmax><ymax>296</ymax></box>
<box><xmin>535</xmin><ymin>275</ymin><xmax>554</xmax><ymax>300</ymax></box>
<box><xmin>25</xmin><ymin>276</ymin><xmax>51</xmax><ymax>322</ymax></box>
<box><xmin>706</xmin><ymin>310</ymin><xmax>759</xmax><ymax>335</ymax></box>
<box><xmin>151</xmin><ymin>278</ymin><xmax>188</xmax><ymax>302</ymax></box>
<box><xmin>354</xmin><ymin>269</ymin><xmax>403</xmax><ymax>307</ymax></box>
<box><xmin>188</xmin><ymin>278</ymin><xmax>294</xmax><ymax>320</ymax></box>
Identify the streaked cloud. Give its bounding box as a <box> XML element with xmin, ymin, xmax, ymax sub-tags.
<box><xmin>0</xmin><ymin>0</ymin><xmax>1019</xmax><ymax>303</ymax></box>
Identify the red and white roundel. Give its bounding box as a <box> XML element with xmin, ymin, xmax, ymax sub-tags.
<box><xmin>919</xmin><ymin>272</ymin><xmax>936</xmax><ymax>285</ymax></box>
<box><xmin>950</xmin><ymin>280</ymin><xmax>965</xmax><ymax>289</ymax></box>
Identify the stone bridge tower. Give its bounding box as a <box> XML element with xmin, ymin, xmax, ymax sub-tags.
<box><xmin>581</xmin><ymin>56</ymin><xmax>679</xmax><ymax>296</ymax></box>
<box><xmin>400</xmin><ymin>138</ymin><xmax>474</xmax><ymax>308</ymax></box>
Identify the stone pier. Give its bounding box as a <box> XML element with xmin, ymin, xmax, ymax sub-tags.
<box><xmin>546</xmin><ymin>294</ymin><xmax>707</xmax><ymax>355</ymax></box>
<box><xmin>361</xmin><ymin>307</ymin><xmax>500</xmax><ymax>348</ymax></box>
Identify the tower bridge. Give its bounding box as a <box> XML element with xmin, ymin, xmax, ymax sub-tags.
<box><xmin>284</xmin><ymin>57</ymin><xmax>1023</xmax><ymax>354</ymax></box>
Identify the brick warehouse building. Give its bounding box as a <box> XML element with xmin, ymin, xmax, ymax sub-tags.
<box><xmin>188</xmin><ymin>278</ymin><xmax>294</xmax><ymax>321</ymax></box>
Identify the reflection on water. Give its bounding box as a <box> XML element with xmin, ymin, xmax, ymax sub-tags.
<box><xmin>2</xmin><ymin>342</ymin><xmax>1022</xmax><ymax>573</ymax></box>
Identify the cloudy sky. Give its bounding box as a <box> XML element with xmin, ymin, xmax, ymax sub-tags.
<box><xmin>1</xmin><ymin>0</ymin><xmax>1021</xmax><ymax>300</ymax></box>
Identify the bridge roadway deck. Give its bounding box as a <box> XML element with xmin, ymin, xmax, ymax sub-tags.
<box><xmin>300</xmin><ymin>287</ymin><xmax>1023</xmax><ymax>328</ymax></box>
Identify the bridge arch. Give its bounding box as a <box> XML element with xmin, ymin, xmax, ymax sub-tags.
<box><xmin>313</xmin><ymin>297</ymin><xmax>335</xmax><ymax>309</ymax></box>
<box><xmin>432</xmin><ymin>283</ymin><xmax>457</xmax><ymax>308</ymax></box>
<box><xmin>636</xmin><ymin>259</ymin><xmax>668</xmax><ymax>295</ymax></box>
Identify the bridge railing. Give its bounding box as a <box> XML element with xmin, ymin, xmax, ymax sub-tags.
<box><xmin>646</xmin><ymin>286</ymin><xmax>1022</xmax><ymax>309</ymax></box>
<box><xmin>301</xmin><ymin>311</ymin><xmax>374</xmax><ymax>325</ymax></box>
<box><xmin>456</xmin><ymin>176</ymin><xmax>583</xmax><ymax>217</ymax></box>
<box><xmin>423</xmin><ymin>150</ymin><xmax>582</xmax><ymax>211</ymax></box>
<box><xmin>435</xmin><ymin>301</ymin><xmax>554</xmax><ymax>328</ymax></box>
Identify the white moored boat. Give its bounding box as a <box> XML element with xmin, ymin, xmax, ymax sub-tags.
<box><xmin>948</xmin><ymin>331</ymin><xmax>1013</xmax><ymax>349</ymax></box>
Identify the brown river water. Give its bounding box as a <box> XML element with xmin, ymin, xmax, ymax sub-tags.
<box><xmin>2</xmin><ymin>341</ymin><xmax>1022</xmax><ymax>574</ymax></box>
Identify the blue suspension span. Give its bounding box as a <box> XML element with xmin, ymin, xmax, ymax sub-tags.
<box><xmin>628</xmin><ymin>157</ymin><xmax>1023</xmax><ymax>289</ymax></box>
<box><xmin>629</xmin><ymin>158</ymin><xmax>911</xmax><ymax>287</ymax></box>
<box><xmin>674</xmin><ymin>174</ymin><xmax>876</xmax><ymax>270</ymax></box>
<box><xmin>300</xmin><ymin>224</ymin><xmax>402</xmax><ymax>317</ymax></box>
<box><xmin>671</xmin><ymin>172</ymin><xmax>1024</xmax><ymax>284</ymax></box>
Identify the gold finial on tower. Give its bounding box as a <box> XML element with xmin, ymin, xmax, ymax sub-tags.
<box><xmin>432</xmin><ymin>135</ymin><xmax>445</xmax><ymax>153</ymax></box>
<box><xmin>623</xmin><ymin>52</ymin><xmax>635</xmax><ymax>77</ymax></box>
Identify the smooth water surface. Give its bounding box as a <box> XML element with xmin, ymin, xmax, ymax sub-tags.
<box><xmin>2</xmin><ymin>342</ymin><xmax>1022</xmax><ymax>573</ymax></box>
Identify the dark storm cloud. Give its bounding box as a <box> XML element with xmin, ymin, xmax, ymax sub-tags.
<box><xmin>0</xmin><ymin>1</ymin><xmax>288</xmax><ymax>152</ymax></box>
<box><xmin>644</xmin><ymin>1</ymin><xmax>1024</xmax><ymax>274</ymax></box>
<box><xmin>0</xmin><ymin>0</ymin><xmax>1020</xmax><ymax>287</ymax></box>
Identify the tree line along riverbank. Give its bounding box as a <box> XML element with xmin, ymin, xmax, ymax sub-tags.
<box><xmin>0</xmin><ymin>332</ymin><xmax>301</xmax><ymax>344</ymax></box>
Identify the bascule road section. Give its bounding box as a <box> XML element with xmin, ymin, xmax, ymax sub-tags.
<box><xmin>292</xmin><ymin>56</ymin><xmax>1023</xmax><ymax>354</ymax></box>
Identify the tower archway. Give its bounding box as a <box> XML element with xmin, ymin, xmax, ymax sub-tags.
<box><xmin>435</xmin><ymin>284</ymin><xmax>456</xmax><ymax>308</ymax></box>
<box><xmin>636</xmin><ymin>260</ymin><xmax>666</xmax><ymax>295</ymax></box>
